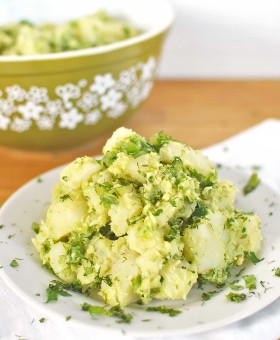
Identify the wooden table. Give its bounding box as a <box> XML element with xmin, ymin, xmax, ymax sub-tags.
<box><xmin>1</xmin><ymin>80</ymin><xmax>279</xmax><ymax>204</ymax></box>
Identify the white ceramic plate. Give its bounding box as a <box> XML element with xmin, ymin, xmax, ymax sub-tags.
<box><xmin>0</xmin><ymin>164</ymin><xmax>280</xmax><ymax>337</ymax></box>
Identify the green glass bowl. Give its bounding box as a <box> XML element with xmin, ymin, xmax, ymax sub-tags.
<box><xmin>0</xmin><ymin>0</ymin><xmax>173</xmax><ymax>150</ymax></box>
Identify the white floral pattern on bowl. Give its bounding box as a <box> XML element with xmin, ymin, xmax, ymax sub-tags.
<box><xmin>0</xmin><ymin>56</ymin><xmax>156</xmax><ymax>132</ymax></box>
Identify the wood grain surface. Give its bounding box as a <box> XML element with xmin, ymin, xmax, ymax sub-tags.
<box><xmin>1</xmin><ymin>80</ymin><xmax>280</xmax><ymax>204</ymax></box>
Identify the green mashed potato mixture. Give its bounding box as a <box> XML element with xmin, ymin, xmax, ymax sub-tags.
<box><xmin>32</xmin><ymin>128</ymin><xmax>262</xmax><ymax>307</ymax></box>
<box><xmin>0</xmin><ymin>11</ymin><xmax>140</xmax><ymax>55</ymax></box>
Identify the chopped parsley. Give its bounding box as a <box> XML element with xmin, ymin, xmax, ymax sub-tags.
<box><xmin>46</xmin><ymin>280</ymin><xmax>82</xmax><ymax>303</ymax></box>
<box><xmin>191</xmin><ymin>206</ymin><xmax>208</xmax><ymax>220</ymax></box>
<box><xmin>46</xmin><ymin>285</ymin><xmax>71</xmax><ymax>303</ymax></box>
<box><xmin>66</xmin><ymin>315</ymin><xmax>71</xmax><ymax>321</ymax></box>
<box><xmin>100</xmin><ymin>193</ymin><xmax>119</xmax><ymax>207</ymax></box>
<box><xmin>32</xmin><ymin>222</ymin><xmax>40</xmax><ymax>234</ymax></box>
<box><xmin>103</xmin><ymin>275</ymin><xmax>113</xmax><ymax>287</ymax></box>
<box><xmin>99</xmin><ymin>224</ymin><xmax>118</xmax><ymax>240</ymax></box>
<box><xmin>102</xmin><ymin>151</ymin><xmax>117</xmax><ymax>167</ymax></box>
<box><xmin>39</xmin><ymin>317</ymin><xmax>45</xmax><ymax>323</ymax></box>
<box><xmin>244</xmin><ymin>251</ymin><xmax>264</xmax><ymax>265</ymax></box>
<box><xmin>243</xmin><ymin>173</ymin><xmax>260</xmax><ymax>195</ymax></box>
<box><xmin>243</xmin><ymin>274</ymin><xmax>256</xmax><ymax>290</ymax></box>
<box><xmin>260</xmin><ymin>280</ymin><xmax>272</xmax><ymax>293</ymax></box>
<box><xmin>201</xmin><ymin>290</ymin><xmax>219</xmax><ymax>302</ymax></box>
<box><xmin>146</xmin><ymin>306</ymin><xmax>181</xmax><ymax>317</ymax></box>
<box><xmin>66</xmin><ymin>241</ymin><xmax>84</xmax><ymax>265</ymax></box>
<box><xmin>273</xmin><ymin>267</ymin><xmax>280</xmax><ymax>277</ymax></box>
<box><xmin>235</xmin><ymin>267</ymin><xmax>246</xmax><ymax>277</ymax></box>
<box><xmin>150</xmin><ymin>131</ymin><xmax>172</xmax><ymax>152</ymax></box>
<box><xmin>226</xmin><ymin>292</ymin><xmax>246</xmax><ymax>302</ymax></box>
<box><xmin>82</xmin><ymin>303</ymin><xmax>133</xmax><ymax>323</ymax></box>
<box><xmin>153</xmin><ymin>209</ymin><xmax>163</xmax><ymax>216</ymax></box>
<box><xmin>10</xmin><ymin>259</ymin><xmax>19</xmax><ymax>268</ymax></box>
<box><xmin>37</xmin><ymin>177</ymin><xmax>43</xmax><ymax>183</ymax></box>
<box><xmin>0</xmin><ymin>225</ymin><xmax>4</xmax><ymax>229</ymax></box>
<box><xmin>197</xmin><ymin>276</ymin><xmax>206</xmax><ymax>290</ymax></box>
<box><xmin>148</xmin><ymin>190</ymin><xmax>163</xmax><ymax>205</ymax></box>
<box><xmin>59</xmin><ymin>194</ymin><xmax>72</xmax><ymax>203</ymax></box>
<box><xmin>229</xmin><ymin>280</ymin><xmax>243</xmax><ymax>291</ymax></box>
<box><xmin>126</xmin><ymin>135</ymin><xmax>153</xmax><ymax>158</ymax></box>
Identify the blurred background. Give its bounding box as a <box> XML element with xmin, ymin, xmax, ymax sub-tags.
<box><xmin>157</xmin><ymin>0</ymin><xmax>280</xmax><ymax>79</ymax></box>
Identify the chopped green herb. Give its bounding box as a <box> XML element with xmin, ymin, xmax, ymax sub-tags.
<box><xmin>62</xmin><ymin>175</ymin><xmax>68</xmax><ymax>182</ymax></box>
<box><xmin>142</xmin><ymin>319</ymin><xmax>151</xmax><ymax>322</ymax></box>
<box><xmin>0</xmin><ymin>225</ymin><xmax>4</xmax><ymax>229</ymax></box>
<box><xmin>191</xmin><ymin>206</ymin><xmax>208</xmax><ymax>220</ymax></box>
<box><xmin>8</xmin><ymin>234</ymin><xmax>15</xmax><ymax>239</ymax></box>
<box><xmin>244</xmin><ymin>251</ymin><xmax>264</xmax><ymax>265</ymax></box>
<box><xmin>46</xmin><ymin>281</ymin><xmax>73</xmax><ymax>303</ymax></box>
<box><xmin>243</xmin><ymin>274</ymin><xmax>256</xmax><ymax>290</ymax></box>
<box><xmin>103</xmin><ymin>275</ymin><xmax>113</xmax><ymax>287</ymax></box>
<box><xmin>150</xmin><ymin>131</ymin><xmax>172</xmax><ymax>152</ymax></box>
<box><xmin>32</xmin><ymin>222</ymin><xmax>40</xmax><ymax>234</ymax></box>
<box><xmin>108</xmin><ymin>305</ymin><xmax>133</xmax><ymax>324</ymax></box>
<box><xmin>273</xmin><ymin>267</ymin><xmax>280</xmax><ymax>277</ymax></box>
<box><xmin>121</xmin><ymin>135</ymin><xmax>153</xmax><ymax>158</ymax></box>
<box><xmin>66</xmin><ymin>315</ymin><xmax>71</xmax><ymax>321</ymax></box>
<box><xmin>100</xmin><ymin>193</ymin><xmax>119</xmax><ymax>207</ymax></box>
<box><xmin>102</xmin><ymin>151</ymin><xmax>118</xmax><ymax>167</ymax></box>
<box><xmin>197</xmin><ymin>276</ymin><xmax>206</xmax><ymax>290</ymax></box>
<box><xmin>226</xmin><ymin>292</ymin><xmax>246</xmax><ymax>302</ymax></box>
<box><xmin>81</xmin><ymin>303</ymin><xmax>133</xmax><ymax>323</ymax></box>
<box><xmin>235</xmin><ymin>267</ymin><xmax>246</xmax><ymax>277</ymax></box>
<box><xmin>146</xmin><ymin>306</ymin><xmax>181</xmax><ymax>317</ymax></box>
<box><xmin>260</xmin><ymin>280</ymin><xmax>272</xmax><ymax>293</ymax></box>
<box><xmin>132</xmin><ymin>275</ymin><xmax>142</xmax><ymax>289</ymax></box>
<box><xmin>66</xmin><ymin>242</ymin><xmax>84</xmax><ymax>265</ymax></box>
<box><xmin>148</xmin><ymin>190</ymin><xmax>163</xmax><ymax>205</ymax></box>
<box><xmin>37</xmin><ymin>177</ymin><xmax>43</xmax><ymax>183</ymax></box>
<box><xmin>10</xmin><ymin>259</ymin><xmax>19</xmax><ymax>268</ymax></box>
<box><xmin>60</xmin><ymin>194</ymin><xmax>72</xmax><ymax>203</ymax></box>
<box><xmin>153</xmin><ymin>209</ymin><xmax>163</xmax><ymax>216</ymax></box>
<box><xmin>229</xmin><ymin>279</ymin><xmax>243</xmax><ymax>291</ymax></box>
<box><xmin>169</xmin><ymin>199</ymin><xmax>177</xmax><ymax>207</ymax></box>
<box><xmin>243</xmin><ymin>173</ymin><xmax>260</xmax><ymax>195</ymax></box>
<box><xmin>99</xmin><ymin>224</ymin><xmax>118</xmax><ymax>240</ymax></box>
<box><xmin>201</xmin><ymin>290</ymin><xmax>219</xmax><ymax>302</ymax></box>
<box><xmin>39</xmin><ymin>317</ymin><xmax>45</xmax><ymax>323</ymax></box>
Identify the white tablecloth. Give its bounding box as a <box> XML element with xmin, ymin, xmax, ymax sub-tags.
<box><xmin>1</xmin><ymin>119</ymin><xmax>280</xmax><ymax>340</ymax></box>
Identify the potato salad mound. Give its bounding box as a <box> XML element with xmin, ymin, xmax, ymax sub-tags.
<box><xmin>32</xmin><ymin>128</ymin><xmax>262</xmax><ymax>307</ymax></box>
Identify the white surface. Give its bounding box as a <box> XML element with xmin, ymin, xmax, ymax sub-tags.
<box><xmin>157</xmin><ymin>0</ymin><xmax>280</xmax><ymax>78</ymax></box>
<box><xmin>1</xmin><ymin>119</ymin><xmax>280</xmax><ymax>340</ymax></box>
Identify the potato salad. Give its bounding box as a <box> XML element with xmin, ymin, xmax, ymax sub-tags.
<box><xmin>32</xmin><ymin>128</ymin><xmax>262</xmax><ymax>307</ymax></box>
<box><xmin>0</xmin><ymin>11</ymin><xmax>140</xmax><ymax>55</ymax></box>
